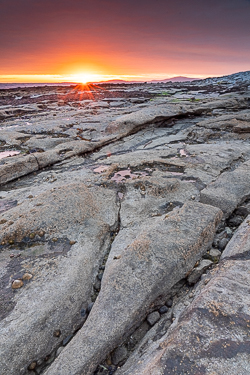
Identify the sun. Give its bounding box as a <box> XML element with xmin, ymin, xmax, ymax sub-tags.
<box><xmin>72</xmin><ymin>73</ymin><xmax>97</xmax><ymax>84</ymax></box>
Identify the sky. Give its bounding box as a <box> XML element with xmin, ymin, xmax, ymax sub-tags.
<box><xmin>0</xmin><ymin>0</ymin><xmax>249</xmax><ymax>82</ymax></box>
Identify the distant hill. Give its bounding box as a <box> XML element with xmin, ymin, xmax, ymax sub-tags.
<box><xmin>150</xmin><ymin>76</ymin><xmax>200</xmax><ymax>83</ymax></box>
<box><xmin>93</xmin><ymin>79</ymin><xmax>141</xmax><ymax>84</ymax></box>
<box><xmin>93</xmin><ymin>76</ymin><xmax>200</xmax><ymax>84</ymax></box>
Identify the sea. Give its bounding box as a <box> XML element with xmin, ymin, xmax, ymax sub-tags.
<box><xmin>0</xmin><ymin>83</ymin><xmax>75</xmax><ymax>90</ymax></box>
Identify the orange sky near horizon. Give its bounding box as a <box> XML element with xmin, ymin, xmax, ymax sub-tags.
<box><xmin>0</xmin><ymin>0</ymin><xmax>249</xmax><ymax>83</ymax></box>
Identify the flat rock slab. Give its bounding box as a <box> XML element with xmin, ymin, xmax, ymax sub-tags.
<box><xmin>200</xmin><ymin>160</ymin><xmax>250</xmax><ymax>217</ymax></box>
<box><xmin>45</xmin><ymin>201</ymin><xmax>222</xmax><ymax>375</ymax></box>
<box><xmin>0</xmin><ymin>183</ymin><xmax>118</xmax><ymax>375</ymax></box>
<box><xmin>117</xmin><ymin>216</ymin><xmax>250</xmax><ymax>375</ymax></box>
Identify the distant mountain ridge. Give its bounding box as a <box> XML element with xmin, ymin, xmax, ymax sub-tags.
<box><xmin>94</xmin><ymin>76</ymin><xmax>200</xmax><ymax>84</ymax></box>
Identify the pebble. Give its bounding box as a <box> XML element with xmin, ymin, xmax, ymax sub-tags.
<box><xmin>80</xmin><ymin>309</ymin><xmax>87</xmax><ymax>317</ymax></box>
<box><xmin>56</xmin><ymin>346</ymin><xmax>64</xmax><ymax>357</ymax></box>
<box><xmin>225</xmin><ymin>226</ymin><xmax>233</xmax><ymax>235</ymax></box>
<box><xmin>69</xmin><ymin>240</ymin><xmax>76</xmax><ymax>245</ymax></box>
<box><xmin>159</xmin><ymin>305</ymin><xmax>168</xmax><ymax>314</ymax></box>
<box><xmin>28</xmin><ymin>361</ymin><xmax>37</xmax><ymax>370</ymax></box>
<box><xmin>218</xmin><ymin>238</ymin><xmax>229</xmax><ymax>250</ymax></box>
<box><xmin>53</xmin><ymin>329</ymin><xmax>61</xmax><ymax>337</ymax></box>
<box><xmin>166</xmin><ymin>298</ymin><xmax>173</xmax><ymax>307</ymax></box>
<box><xmin>147</xmin><ymin>311</ymin><xmax>160</xmax><ymax>326</ymax></box>
<box><xmin>52</xmin><ymin>237</ymin><xmax>58</xmax><ymax>242</ymax></box>
<box><xmin>29</xmin><ymin>233</ymin><xmax>35</xmax><ymax>239</ymax></box>
<box><xmin>22</xmin><ymin>273</ymin><xmax>33</xmax><ymax>280</ymax></box>
<box><xmin>209</xmin><ymin>248</ymin><xmax>221</xmax><ymax>258</ymax></box>
<box><xmin>228</xmin><ymin>215</ymin><xmax>244</xmax><ymax>227</ymax></box>
<box><xmin>62</xmin><ymin>334</ymin><xmax>73</xmax><ymax>346</ymax></box>
<box><xmin>12</xmin><ymin>279</ymin><xmax>24</xmax><ymax>289</ymax></box>
<box><xmin>189</xmin><ymin>293</ymin><xmax>194</xmax><ymax>298</ymax></box>
<box><xmin>111</xmin><ymin>345</ymin><xmax>128</xmax><ymax>366</ymax></box>
<box><xmin>38</xmin><ymin>230</ymin><xmax>45</xmax><ymax>237</ymax></box>
<box><xmin>87</xmin><ymin>302</ymin><xmax>94</xmax><ymax>313</ymax></box>
<box><xmin>184</xmin><ymin>301</ymin><xmax>190</xmax><ymax>306</ymax></box>
<box><xmin>97</xmin><ymin>273</ymin><xmax>103</xmax><ymax>281</ymax></box>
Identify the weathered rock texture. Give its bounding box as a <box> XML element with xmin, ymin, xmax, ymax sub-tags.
<box><xmin>0</xmin><ymin>71</ymin><xmax>250</xmax><ymax>375</ymax></box>
<box><xmin>116</xmin><ymin>215</ymin><xmax>250</xmax><ymax>375</ymax></box>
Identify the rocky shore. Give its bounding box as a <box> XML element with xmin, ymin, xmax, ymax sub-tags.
<box><xmin>0</xmin><ymin>71</ymin><xmax>250</xmax><ymax>375</ymax></box>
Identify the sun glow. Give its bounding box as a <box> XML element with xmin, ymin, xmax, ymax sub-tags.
<box><xmin>71</xmin><ymin>73</ymin><xmax>100</xmax><ymax>84</ymax></box>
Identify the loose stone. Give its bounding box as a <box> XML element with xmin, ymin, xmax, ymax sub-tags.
<box><xmin>22</xmin><ymin>273</ymin><xmax>33</xmax><ymax>280</ymax></box>
<box><xmin>12</xmin><ymin>279</ymin><xmax>24</xmax><ymax>289</ymax></box>
<box><xmin>28</xmin><ymin>361</ymin><xmax>37</xmax><ymax>370</ymax></box>
<box><xmin>111</xmin><ymin>345</ymin><xmax>128</xmax><ymax>366</ymax></box>
<box><xmin>81</xmin><ymin>309</ymin><xmax>87</xmax><ymax>317</ymax></box>
<box><xmin>209</xmin><ymin>248</ymin><xmax>221</xmax><ymax>258</ymax></box>
<box><xmin>69</xmin><ymin>240</ymin><xmax>76</xmax><ymax>245</ymax></box>
<box><xmin>159</xmin><ymin>305</ymin><xmax>168</xmax><ymax>314</ymax></box>
<box><xmin>87</xmin><ymin>302</ymin><xmax>94</xmax><ymax>313</ymax></box>
<box><xmin>147</xmin><ymin>311</ymin><xmax>161</xmax><ymax>326</ymax></box>
<box><xmin>218</xmin><ymin>238</ymin><xmax>229</xmax><ymax>250</ymax></box>
<box><xmin>53</xmin><ymin>330</ymin><xmax>61</xmax><ymax>337</ymax></box>
<box><xmin>56</xmin><ymin>347</ymin><xmax>64</xmax><ymax>357</ymax></box>
<box><xmin>166</xmin><ymin>298</ymin><xmax>173</xmax><ymax>307</ymax></box>
<box><xmin>62</xmin><ymin>334</ymin><xmax>74</xmax><ymax>346</ymax></box>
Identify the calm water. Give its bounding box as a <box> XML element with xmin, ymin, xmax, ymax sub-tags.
<box><xmin>0</xmin><ymin>83</ymin><xmax>75</xmax><ymax>90</ymax></box>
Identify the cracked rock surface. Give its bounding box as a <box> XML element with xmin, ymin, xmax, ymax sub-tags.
<box><xmin>0</xmin><ymin>71</ymin><xmax>250</xmax><ymax>375</ymax></box>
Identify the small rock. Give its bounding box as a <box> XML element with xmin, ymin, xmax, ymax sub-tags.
<box><xmin>97</xmin><ymin>273</ymin><xmax>103</xmax><ymax>281</ymax></box>
<box><xmin>166</xmin><ymin>298</ymin><xmax>173</xmax><ymax>307</ymax></box>
<box><xmin>56</xmin><ymin>346</ymin><xmax>64</xmax><ymax>357</ymax></box>
<box><xmin>235</xmin><ymin>206</ymin><xmax>249</xmax><ymax>216</ymax></box>
<box><xmin>38</xmin><ymin>230</ymin><xmax>45</xmax><ymax>237</ymax></box>
<box><xmin>87</xmin><ymin>302</ymin><xmax>94</xmax><ymax>313</ymax></box>
<box><xmin>22</xmin><ymin>273</ymin><xmax>33</xmax><ymax>280</ymax></box>
<box><xmin>147</xmin><ymin>311</ymin><xmax>161</xmax><ymax>326</ymax></box>
<box><xmin>29</xmin><ymin>233</ymin><xmax>35</xmax><ymax>239</ymax></box>
<box><xmin>52</xmin><ymin>237</ymin><xmax>58</xmax><ymax>242</ymax></box>
<box><xmin>69</xmin><ymin>240</ymin><xmax>76</xmax><ymax>245</ymax></box>
<box><xmin>111</xmin><ymin>345</ymin><xmax>128</xmax><ymax>366</ymax></box>
<box><xmin>228</xmin><ymin>215</ymin><xmax>244</xmax><ymax>227</ymax></box>
<box><xmin>159</xmin><ymin>305</ymin><xmax>168</xmax><ymax>314</ymax></box>
<box><xmin>209</xmin><ymin>248</ymin><xmax>221</xmax><ymax>259</ymax></box>
<box><xmin>53</xmin><ymin>329</ymin><xmax>61</xmax><ymax>337</ymax></box>
<box><xmin>80</xmin><ymin>309</ymin><xmax>86</xmax><ymax>317</ymax></box>
<box><xmin>188</xmin><ymin>259</ymin><xmax>213</xmax><ymax>284</ymax></box>
<box><xmin>94</xmin><ymin>278</ymin><xmax>101</xmax><ymax>291</ymax></box>
<box><xmin>218</xmin><ymin>238</ymin><xmax>229</xmax><ymax>250</ymax></box>
<box><xmin>28</xmin><ymin>361</ymin><xmax>37</xmax><ymax>370</ymax></box>
<box><xmin>184</xmin><ymin>301</ymin><xmax>190</xmax><ymax>306</ymax></box>
<box><xmin>12</xmin><ymin>279</ymin><xmax>24</xmax><ymax>289</ymax></box>
<box><xmin>62</xmin><ymin>334</ymin><xmax>73</xmax><ymax>346</ymax></box>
